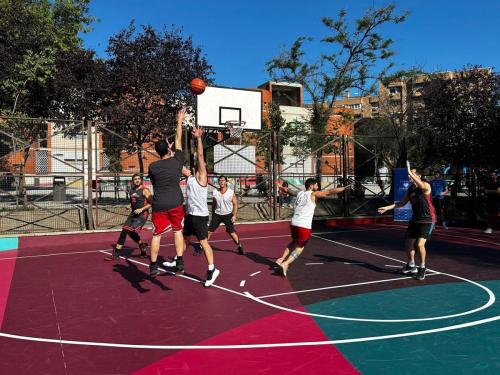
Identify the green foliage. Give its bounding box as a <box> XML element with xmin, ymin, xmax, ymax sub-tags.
<box><xmin>0</xmin><ymin>0</ymin><xmax>94</xmax><ymax>116</ymax></box>
<box><xmin>266</xmin><ymin>5</ymin><xmax>408</xmax><ymax>181</ymax></box>
<box><xmin>418</xmin><ymin>66</ymin><xmax>500</xmax><ymax>169</ymax></box>
<box><xmin>103</xmin><ymin>23</ymin><xmax>214</xmax><ymax>173</ymax></box>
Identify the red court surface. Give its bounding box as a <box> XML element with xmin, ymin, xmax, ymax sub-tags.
<box><xmin>1</xmin><ymin>221</ymin><xmax>499</xmax><ymax>374</ymax></box>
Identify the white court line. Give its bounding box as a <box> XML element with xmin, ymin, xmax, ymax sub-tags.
<box><xmin>343</xmin><ymin>262</ymin><xmax>365</xmax><ymax>265</ymax></box>
<box><xmin>99</xmin><ymin>251</ymin><xmax>247</xmax><ymax>298</ymax></box>
<box><xmin>385</xmin><ymin>265</ymin><xmax>402</xmax><ymax>268</ymax></box>
<box><xmin>240</xmin><ymin>280</ymin><xmax>246</xmax><ymax>287</ymax></box>
<box><xmin>250</xmin><ymin>271</ymin><xmax>261</xmax><ymax>277</ymax></box>
<box><xmin>378</xmin><ymin>223</ymin><xmax>500</xmax><ymax>246</ymax></box>
<box><xmin>1</xmin><ymin>246</ymin><xmax>498</xmax><ymax>348</ymax></box>
<box><xmin>1</xmin><ymin>314</ymin><xmax>500</xmax><ymax>349</ymax></box>
<box><xmin>257</xmin><ymin>273</ymin><xmax>442</xmax><ymax>299</ymax></box>
<box><xmin>305</xmin><ymin>262</ymin><xmax>324</xmax><ymax>265</ymax></box>
<box><xmin>0</xmin><ymin>249</ymin><xmax>106</xmax><ymax>261</ymax></box>
<box><xmin>0</xmin><ymin>229</ymin><xmax>498</xmax><ymax>349</ymax></box>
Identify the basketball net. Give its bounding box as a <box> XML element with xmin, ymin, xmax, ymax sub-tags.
<box><xmin>224</xmin><ymin>120</ymin><xmax>246</xmax><ymax>142</ymax></box>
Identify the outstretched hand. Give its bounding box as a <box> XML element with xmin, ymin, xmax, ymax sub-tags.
<box><xmin>191</xmin><ymin>125</ymin><xmax>203</xmax><ymax>139</ymax></box>
<box><xmin>176</xmin><ymin>108</ymin><xmax>187</xmax><ymax>125</ymax></box>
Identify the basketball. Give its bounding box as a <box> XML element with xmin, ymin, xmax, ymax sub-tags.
<box><xmin>190</xmin><ymin>78</ymin><xmax>206</xmax><ymax>95</ymax></box>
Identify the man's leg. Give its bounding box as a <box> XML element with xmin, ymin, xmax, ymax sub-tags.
<box><xmin>415</xmin><ymin>237</ymin><xmax>428</xmax><ymax>280</ymax></box>
<box><xmin>149</xmin><ymin>234</ymin><xmax>162</xmax><ymax>277</ymax></box>
<box><xmin>280</xmin><ymin>245</ymin><xmax>304</xmax><ymax>276</ymax></box>
<box><xmin>401</xmin><ymin>237</ymin><xmax>417</xmax><ymax>274</ymax></box>
<box><xmin>276</xmin><ymin>242</ymin><xmax>296</xmax><ymax>265</ymax></box>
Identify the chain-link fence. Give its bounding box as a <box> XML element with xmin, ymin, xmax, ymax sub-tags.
<box><xmin>0</xmin><ymin>116</ymin><xmax>494</xmax><ymax>234</ymax></box>
<box><xmin>0</xmin><ymin>117</ymin><xmax>87</xmax><ymax>233</ymax></box>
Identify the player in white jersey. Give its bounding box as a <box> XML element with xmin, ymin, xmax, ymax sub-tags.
<box><xmin>163</xmin><ymin>126</ymin><xmax>220</xmax><ymax>287</ymax></box>
<box><xmin>275</xmin><ymin>178</ymin><xmax>351</xmax><ymax>276</ymax></box>
<box><xmin>208</xmin><ymin>175</ymin><xmax>244</xmax><ymax>255</ymax></box>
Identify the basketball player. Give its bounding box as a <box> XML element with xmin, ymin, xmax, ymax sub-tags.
<box><xmin>207</xmin><ymin>175</ymin><xmax>244</xmax><ymax>255</ymax></box>
<box><xmin>378</xmin><ymin>163</ymin><xmax>436</xmax><ymax>280</ymax></box>
<box><xmin>106</xmin><ymin>174</ymin><xmax>151</xmax><ymax>260</ymax></box>
<box><xmin>164</xmin><ymin>126</ymin><xmax>220</xmax><ymax>287</ymax></box>
<box><xmin>147</xmin><ymin>108</ymin><xmax>186</xmax><ymax>277</ymax></box>
<box><xmin>275</xmin><ymin>178</ymin><xmax>352</xmax><ymax>276</ymax></box>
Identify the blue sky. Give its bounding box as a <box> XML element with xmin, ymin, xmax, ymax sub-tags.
<box><xmin>82</xmin><ymin>0</ymin><xmax>499</xmax><ymax>91</ymax></box>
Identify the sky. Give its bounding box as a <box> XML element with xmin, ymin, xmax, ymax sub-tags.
<box><xmin>81</xmin><ymin>0</ymin><xmax>500</xmax><ymax>92</ymax></box>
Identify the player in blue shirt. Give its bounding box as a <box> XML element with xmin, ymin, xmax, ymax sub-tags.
<box><xmin>430</xmin><ymin>171</ymin><xmax>449</xmax><ymax>229</ymax></box>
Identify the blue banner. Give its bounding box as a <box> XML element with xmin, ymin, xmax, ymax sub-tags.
<box><xmin>393</xmin><ymin>168</ymin><xmax>413</xmax><ymax>222</ymax></box>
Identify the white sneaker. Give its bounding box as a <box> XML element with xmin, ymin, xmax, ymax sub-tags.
<box><xmin>484</xmin><ymin>228</ymin><xmax>493</xmax><ymax>234</ymax></box>
<box><xmin>204</xmin><ymin>268</ymin><xmax>220</xmax><ymax>287</ymax></box>
<box><xmin>163</xmin><ymin>256</ymin><xmax>177</xmax><ymax>267</ymax></box>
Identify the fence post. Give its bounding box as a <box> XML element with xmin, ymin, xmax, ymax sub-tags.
<box><xmin>272</xmin><ymin>130</ymin><xmax>278</xmax><ymax>221</ymax></box>
<box><xmin>342</xmin><ymin>135</ymin><xmax>350</xmax><ymax>217</ymax></box>
<box><xmin>86</xmin><ymin>120</ymin><xmax>95</xmax><ymax>229</ymax></box>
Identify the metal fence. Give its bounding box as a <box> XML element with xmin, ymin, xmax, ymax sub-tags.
<box><xmin>0</xmin><ymin>116</ymin><xmax>493</xmax><ymax>234</ymax></box>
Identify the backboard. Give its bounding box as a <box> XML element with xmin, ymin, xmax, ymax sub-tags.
<box><xmin>196</xmin><ymin>86</ymin><xmax>262</xmax><ymax>131</ymax></box>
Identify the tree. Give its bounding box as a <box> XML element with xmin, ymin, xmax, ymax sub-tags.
<box><xmin>377</xmin><ymin>68</ymin><xmax>427</xmax><ymax>167</ymax></box>
<box><xmin>418</xmin><ymin>66</ymin><xmax>500</xmax><ymax>170</ymax></box>
<box><xmin>103</xmin><ymin>23</ymin><xmax>214</xmax><ymax>174</ymax></box>
<box><xmin>418</xmin><ymin>66</ymin><xmax>500</xmax><ymax>222</ymax></box>
<box><xmin>0</xmin><ymin>0</ymin><xmax>95</xmax><ymax>116</ymax></box>
<box><xmin>266</xmin><ymin>5</ymin><xmax>408</xmax><ymax>186</ymax></box>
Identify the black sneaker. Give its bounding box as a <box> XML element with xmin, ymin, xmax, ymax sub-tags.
<box><xmin>150</xmin><ymin>263</ymin><xmax>160</xmax><ymax>278</ymax></box>
<box><xmin>237</xmin><ymin>245</ymin><xmax>245</xmax><ymax>255</ymax></box>
<box><xmin>175</xmin><ymin>258</ymin><xmax>185</xmax><ymax>274</ymax></box>
<box><xmin>139</xmin><ymin>243</ymin><xmax>148</xmax><ymax>258</ymax></box>
<box><xmin>416</xmin><ymin>267</ymin><xmax>426</xmax><ymax>280</ymax></box>
<box><xmin>204</xmin><ymin>268</ymin><xmax>220</xmax><ymax>287</ymax></box>
<box><xmin>104</xmin><ymin>245</ymin><xmax>120</xmax><ymax>261</ymax></box>
<box><xmin>401</xmin><ymin>264</ymin><xmax>417</xmax><ymax>274</ymax></box>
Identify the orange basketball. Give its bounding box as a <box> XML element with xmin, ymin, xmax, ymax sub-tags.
<box><xmin>190</xmin><ymin>78</ymin><xmax>206</xmax><ymax>95</ymax></box>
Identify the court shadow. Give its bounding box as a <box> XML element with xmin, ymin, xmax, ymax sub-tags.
<box><xmin>311</xmin><ymin>254</ymin><xmax>397</xmax><ymax>275</ymax></box>
<box><xmin>244</xmin><ymin>252</ymin><xmax>279</xmax><ymax>269</ymax></box>
<box><xmin>113</xmin><ymin>259</ymin><xmax>170</xmax><ymax>293</ymax></box>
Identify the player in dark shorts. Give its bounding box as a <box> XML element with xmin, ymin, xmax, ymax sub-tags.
<box><xmin>378</xmin><ymin>163</ymin><xmax>436</xmax><ymax>280</ymax></box>
<box><xmin>430</xmin><ymin>171</ymin><xmax>448</xmax><ymax>228</ymax></box>
<box><xmin>483</xmin><ymin>171</ymin><xmax>500</xmax><ymax>234</ymax></box>
<box><xmin>207</xmin><ymin>175</ymin><xmax>244</xmax><ymax>255</ymax></box>
<box><xmin>147</xmin><ymin>109</ymin><xmax>186</xmax><ymax>277</ymax></box>
<box><xmin>164</xmin><ymin>126</ymin><xmax>220</xmax><ymax>287</ymax></box>
<box><xmin>106</xmin><ymin>174</ymin><xmax>152</xmax><ymax>260</ymax></box>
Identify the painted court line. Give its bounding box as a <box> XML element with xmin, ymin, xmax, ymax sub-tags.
<box><xmin>250</xmin><ymin>271</ymin><xmax>261</xmax><ymax>277</ymax></box>
<box><xmin>99</xmin><ymin>251</ymin><xmax>247</xmax><ymax>299</ymax></box>
<box><xmin>257</xmin><ymin>273</ymin><xmax>442</xmax><ymax>299</ymax></box>
<box><xmin>240</xmin><ymin>280</ymin><xmax>246</xmax><ymax>287</ymax></box>
<box><xmin>305</xmin><ymin>262</ymin><xmax>324</xmax><ymax>265</ymax></box>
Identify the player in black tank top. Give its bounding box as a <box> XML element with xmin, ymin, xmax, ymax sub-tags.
<box><xmin>106</xmin><ymin>174</ymin><xmax>152</xmax><ymax>261</ymax></box>
<box><xmin>378</xmin><ymin>164</ymin><xmax>435</xmax><ymax>280</ymax></box>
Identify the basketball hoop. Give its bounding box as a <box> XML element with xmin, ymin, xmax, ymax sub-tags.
<box><xmin>224</xmin><ymin>120</ymin><xmax>246</xmax><ymax>141</ymax></box>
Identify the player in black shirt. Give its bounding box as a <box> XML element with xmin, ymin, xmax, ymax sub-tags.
<box><xmin>106</xmin><ymin>174</ymin><xmax>152</xmax><ymax>260</ymax></box>
<box><xmin>147</xmin><ymin>109</ymin><xmax>186</xmax><ymax>277</ymax></box>
<box><xmin>378</xmin><ymin>163</ymin><xmax>436</xmax><ymax>280</ymax></box>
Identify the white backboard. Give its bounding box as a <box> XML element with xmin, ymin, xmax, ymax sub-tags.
<box><xmin>196</xmin><ymin>86</ymin><xmax>262</xmax><ymax>131</ymax></box>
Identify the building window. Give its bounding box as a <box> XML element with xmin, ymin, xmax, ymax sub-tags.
<box><xmin>346</xmin><ymin>103</ymin><xmax>361</xmax><ymax>109</ymax></box>
<box><xmin>389</xmin><ymin>87</ymin><xmax>401</xmax><ymax>94</ymax></box>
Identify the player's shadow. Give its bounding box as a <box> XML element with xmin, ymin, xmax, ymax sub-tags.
<box><xmin>244</xmin><ymin>252</ymin><xmax>278</xmax><ymax>269</ymax></box>
<box><xmin>113</xmin><ymin>259</ymin><xmax>171</xmax><ymax>293</ymax></box>
<box><xmin>311</xmin><ymin>254</ymin><xmax>397</xmax><ymax>274</ymax></box>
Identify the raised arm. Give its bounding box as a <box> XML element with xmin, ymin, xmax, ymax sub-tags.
<box><xmin>193</xmin><ymin>126</ymin><xmax>207</xmax><ymax>185</ymax></box>
<box><xmin>313</xmin><ymin>183</ymin><xmax>353</xmax><ymax>199</ymax></box>
<box><xmin>175</xmin><ymin>108</ymin><xmax>186</xmax><ymax>151</ymax></box>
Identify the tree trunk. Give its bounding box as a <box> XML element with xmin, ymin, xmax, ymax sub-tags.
<box><xmin>137</xmin><ymin>146</ymin><xmax>144</xmax><ymax>175</ymax></box>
